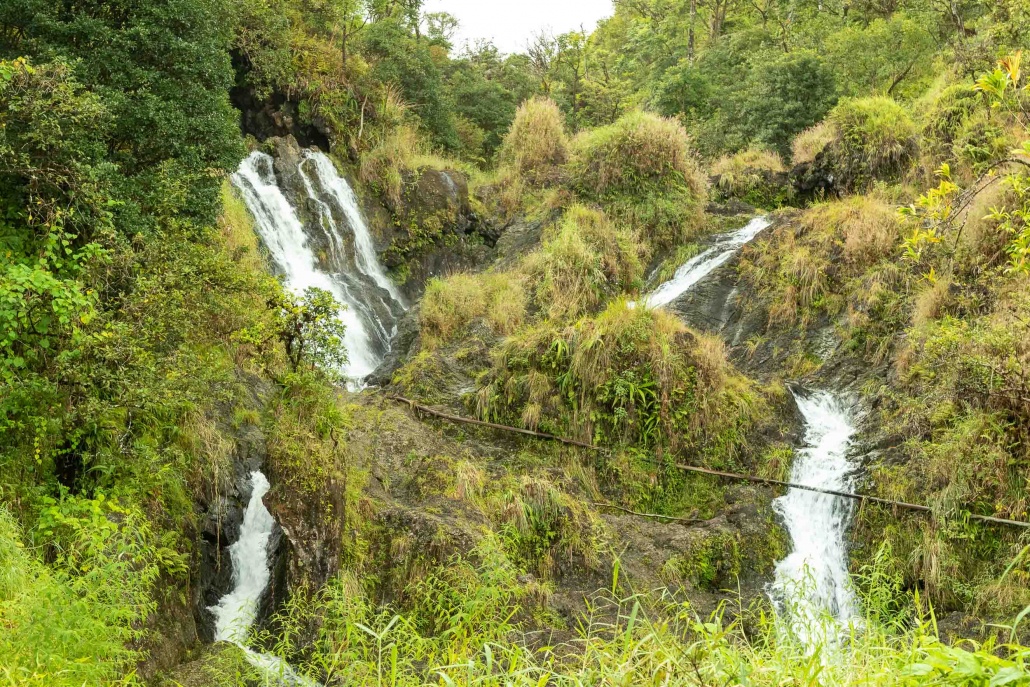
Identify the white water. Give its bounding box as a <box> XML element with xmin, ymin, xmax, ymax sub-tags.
<box><xmin>771</xmin><ymin>390</ymin><xmax>860</xmax><ymax>645</ymax></box>
<box><xmin>645</xmin><ymin>216</ymin><xmax>770</xmax><ymax>308</ymax></box>
<box><xmin>209</xmin><ymin>471</ymin><xmax>316</xmax><ymax>686</ymax></box>
<box><xmin>301</xmin><ymin>152</ymin><xmax>406</xmax><ymax>306</ymax></box>
<box><xmin>212</xmin><ymin>471</ymin><xmax>275</xmax><ymax>643</ymax></box>
<box><xmin>231</xmin><ymin>151</ymin><xmax>404</xmax><ymax>383</ymax></box>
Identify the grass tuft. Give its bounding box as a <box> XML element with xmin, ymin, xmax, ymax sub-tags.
<box><xmin>498</xmin><ymin>97</ymin><xmax>570</xmax><ymax>187</ymax></box>
<box><xmin>567</xmin><ymin>111</ymin><xmax>708</xmax><ymax>253</ymax></box>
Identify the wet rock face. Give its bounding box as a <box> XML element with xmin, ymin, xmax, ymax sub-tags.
<box><xmin>790</xmin><ymin>150</ymin><xmax>840</xmax><ymax>201</ymax></box>
<box><xmin>378</xmin><ymin>167</ymin><xmax>495</xmax><ymax>299</ymax></box>
<box><xmin>229</xmin><ymin>51</ymin><xmax>330</xmax><ymax>151</ymax></box>
<box><xmin>191</xmin><ymin>374</ymin><xmax>287</xmax><ymax>645</ymax></box>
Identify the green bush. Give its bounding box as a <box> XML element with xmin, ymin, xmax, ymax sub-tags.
<box><xmin>0</xmin><ymin>503</ymin><xmax>158</xmax><ymax>686</ymax></box>
<box><xmin>736</xmin><ymin>50</ymin><xmax>839</xmax><ymax>156</ymax></box>
<box><xmin>828</xmin><ymin>96</ymin><xmax>919</xmax><ymax>190</ymax></box>
<box><xmin>419</xmin><ymin>271</ymin><xmax>527</xmax><ymax>347</ymax></box>
<box><xmin>919</xmin><ymin>83</ymin><xmax>981</xmax><ymax>163</ymax></box>
<box><xmin>567</xmin><ymin>111</ymin><xmax>707</xmax><ymax>253</ymax></box>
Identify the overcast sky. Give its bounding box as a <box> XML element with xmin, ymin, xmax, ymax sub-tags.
<box><xmin>423</xmin><ymin>0</ymin><xmax>614</xmax><ymax>54</ymax></box>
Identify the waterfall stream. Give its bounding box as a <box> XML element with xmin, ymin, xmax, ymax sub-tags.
<box><xmin>645</xmin><ymin>216</ymin><xmax>770</xmax><ymax>308</ymax></box>
<box><xmin>209</xmin><ymin>472</ymin><xmax>315</xmax><ymax>685</ymax></box>
<box><xmin>645</xmin><ymin>214</ymin><xmax>860</xmax><ymax>646</ymax></box>
<box><xmin>771</xmin><ymin>390</ymin><xmax>859</xmax><ymax>645</ymax></box>
<box><xmin>231</xmin><ymin>151</ymin><xmax>405</xmax><ymax>384</ymax></box>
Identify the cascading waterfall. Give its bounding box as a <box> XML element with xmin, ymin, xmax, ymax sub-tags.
<box><xmin>300</xmin><ymin>152</ymin><xmax>406</xmax><ymax>306</ymax></box>
<box><xmin>231</xmin><ymin>151</ymin><xmax>405</xmax><ymax>384</ymax></box>
<box><xmin>209</xmin><ymin>472</ymin><xmax>315</xmax><ymax>685</ymax></box>
<box><xmin>211</xmin><ymin>472</ymin><xmax>275</xmax><ymax>644</ymax></box>
<box><xmin>642</xmin><ymin>216</ymin><xmax>861</xmax><ymax>646</ymax></box>
<box><xmin>645</xmin><ymin>216</ymin><xmax>770</xmax><ymax>308</ymax></box>
<box><xmin>770</xmin><ymin>390</ymin><xmax>860</xmax><ymax>646</ymax></box>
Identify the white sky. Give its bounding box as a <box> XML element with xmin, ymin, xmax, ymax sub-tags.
<box><xmin>423</xmin><ymin>0</ymin><xmax>614</xmax><ymax>54</ymax></box>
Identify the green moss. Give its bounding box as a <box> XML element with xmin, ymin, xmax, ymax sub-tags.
<box><xmin>663</xmin><ymin>530</ymin><xmax>742</xmax><ymax>591</ymax></box>
<box><xmin>154</xmin><ymin>644</ymin><xmax>261</xmax><ymax>687</ymax></box>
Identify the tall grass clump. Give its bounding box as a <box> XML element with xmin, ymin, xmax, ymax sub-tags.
<box><xmin>739</xmin><ymin>193</ymin><xmax>904</xmax><ymax>334</ymax></box>
<box><xmin>419</xmin><ymin>271</ymin><xmax>528</xmax><ymax>347</ymax></box>
<box><xmin>523</xmin><ymin>205</ymin><xmax>643</xmax><ymax>319</ymax></box>
<box><xmin>567</xmin><ymin>111</ymin><xmax>708</xmax><ymax>253</ymax></box>
<box><xmin>828</xmin><ymin>96</ymin><xmax>918</xmax><ymax>190</ymax></box>
<box><xmin>477</xmin><ymin>299</ymin><xmax>761</xmax><ymax>460</ymax></box>
<box><xmin>498</xmin><ymin>97</ymin><xmax>569</xmax><ymax>186</ymax></box>
<box><xmin>791</xmin><ymin>120</ymin><xmax>835</xmax><ymax>165</ymax></box>
<box><xmin>360</xmin><ymin>123</ymin><xmax>423</xmax><ymax>208</ymax></box>
<box><xmin>711</xmin><ymin>148</ymin><xmax>791</xmax><ymax>207</ymax></box>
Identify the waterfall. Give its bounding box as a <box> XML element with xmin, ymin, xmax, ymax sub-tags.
<box><xmin>770</xmin><ymin>390</ymin><xmax>859</xmax><ymax>646</ymax></box>
<box><xmin>300</xmin><ymin>152</ymin><xmax>407</xmax><ymax>306</ymax></box>
<box><xmin>642</xmin><ymin>219</ymin><xmax>861</xmax><ymax>645</ymax></box>
<box><xmin>211</xmin><ymin>472</ymin><xmax>275</xmax><ymax>644</ymax></box>
<box><xmin>645</xmin><ymin>216</ymin><xmax>770</xmax><ymax>308</ymax></box>
<box><xmin>231</xmin><ymin>151</ymin><xmax>405</xmax><ymax>384</ymax></box>
<box><xmin>209</xmin><ymin>471</ymin><xmax>316</xmax><ymax>686</ymax></box>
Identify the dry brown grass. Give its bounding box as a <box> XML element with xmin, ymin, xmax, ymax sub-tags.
<box><xmin>360</xmin><ymin>124</ymin><xmax>422</xmax><ymax>207</ymax></box>
<box><xmin>419</xmin><ymin>271</ymin><xmax>527</xmax><ymax>348</ymax></box>
<box><xmin>912</xmin><ymin>276</ymin><xmax>953</xmax><ymax>328</ymax></box>
<box><xmin>791</xmin><ymin>121</ymin><xmax>835</xmax><ymax>165</ymax></box>
<box><xmin>801</xmin><ymin>193</ymin><xmax>902</xmax><ymax>270</ymax></box>
<box><xmin>498</xmin><ymin>97</ymin><xmax>569</xmax><ymax>186</ymax></box>
<box><xmin>711</xmin><ymin>148</ymin><xmax>785</xmax><ymax>177</ymax></box>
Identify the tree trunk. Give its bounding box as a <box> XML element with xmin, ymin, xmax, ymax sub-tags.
<box><xmin>688</xmin><ymin>0</ymin><xmax>697</xmax><ymax>61</ymax></box>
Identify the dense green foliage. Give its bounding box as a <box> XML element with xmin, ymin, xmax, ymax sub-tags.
<box><xmin>2</xmin><ymin>0</ymin><xmax>1030</xmax><ymax>684</ymax></box>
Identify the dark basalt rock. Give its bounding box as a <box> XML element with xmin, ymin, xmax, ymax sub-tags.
<box><xmin>230</xmin><ymin>50</ymin><xmax>330</xmax><ymax>150</ymax></box>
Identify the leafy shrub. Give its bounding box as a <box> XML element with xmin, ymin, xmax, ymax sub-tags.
<box><xmin>567</xmin><ymin>111</ymin><xmax>707</xmax><ymax>252</ymax></box>
<box><xmin>736</xmin><ymin>50</ymin><xmax>839</xmax><ymax>156</ymax></box>
<box><xmin>498</xmin><ymin>97</ymin><xmax>570</xmax><ymax>186</ymax></box>
<box><xmin>711</xmin><ymin>148</ymin><xmax>792</xmax><ymax>207</ymax></box>
<box><xmin>952</xmin><ymin>109</ymin><xmax>1019</xmax><ymax>176</ymax></box>
<box><xmin>828</xmin><ymin>96</ymin><xmax>919</xmax><ymax>190</ymax></box>
<box><xmin>358</xmin><ymin>18</ymin><xmax>459</xmax><ymax>151</ymax></box>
